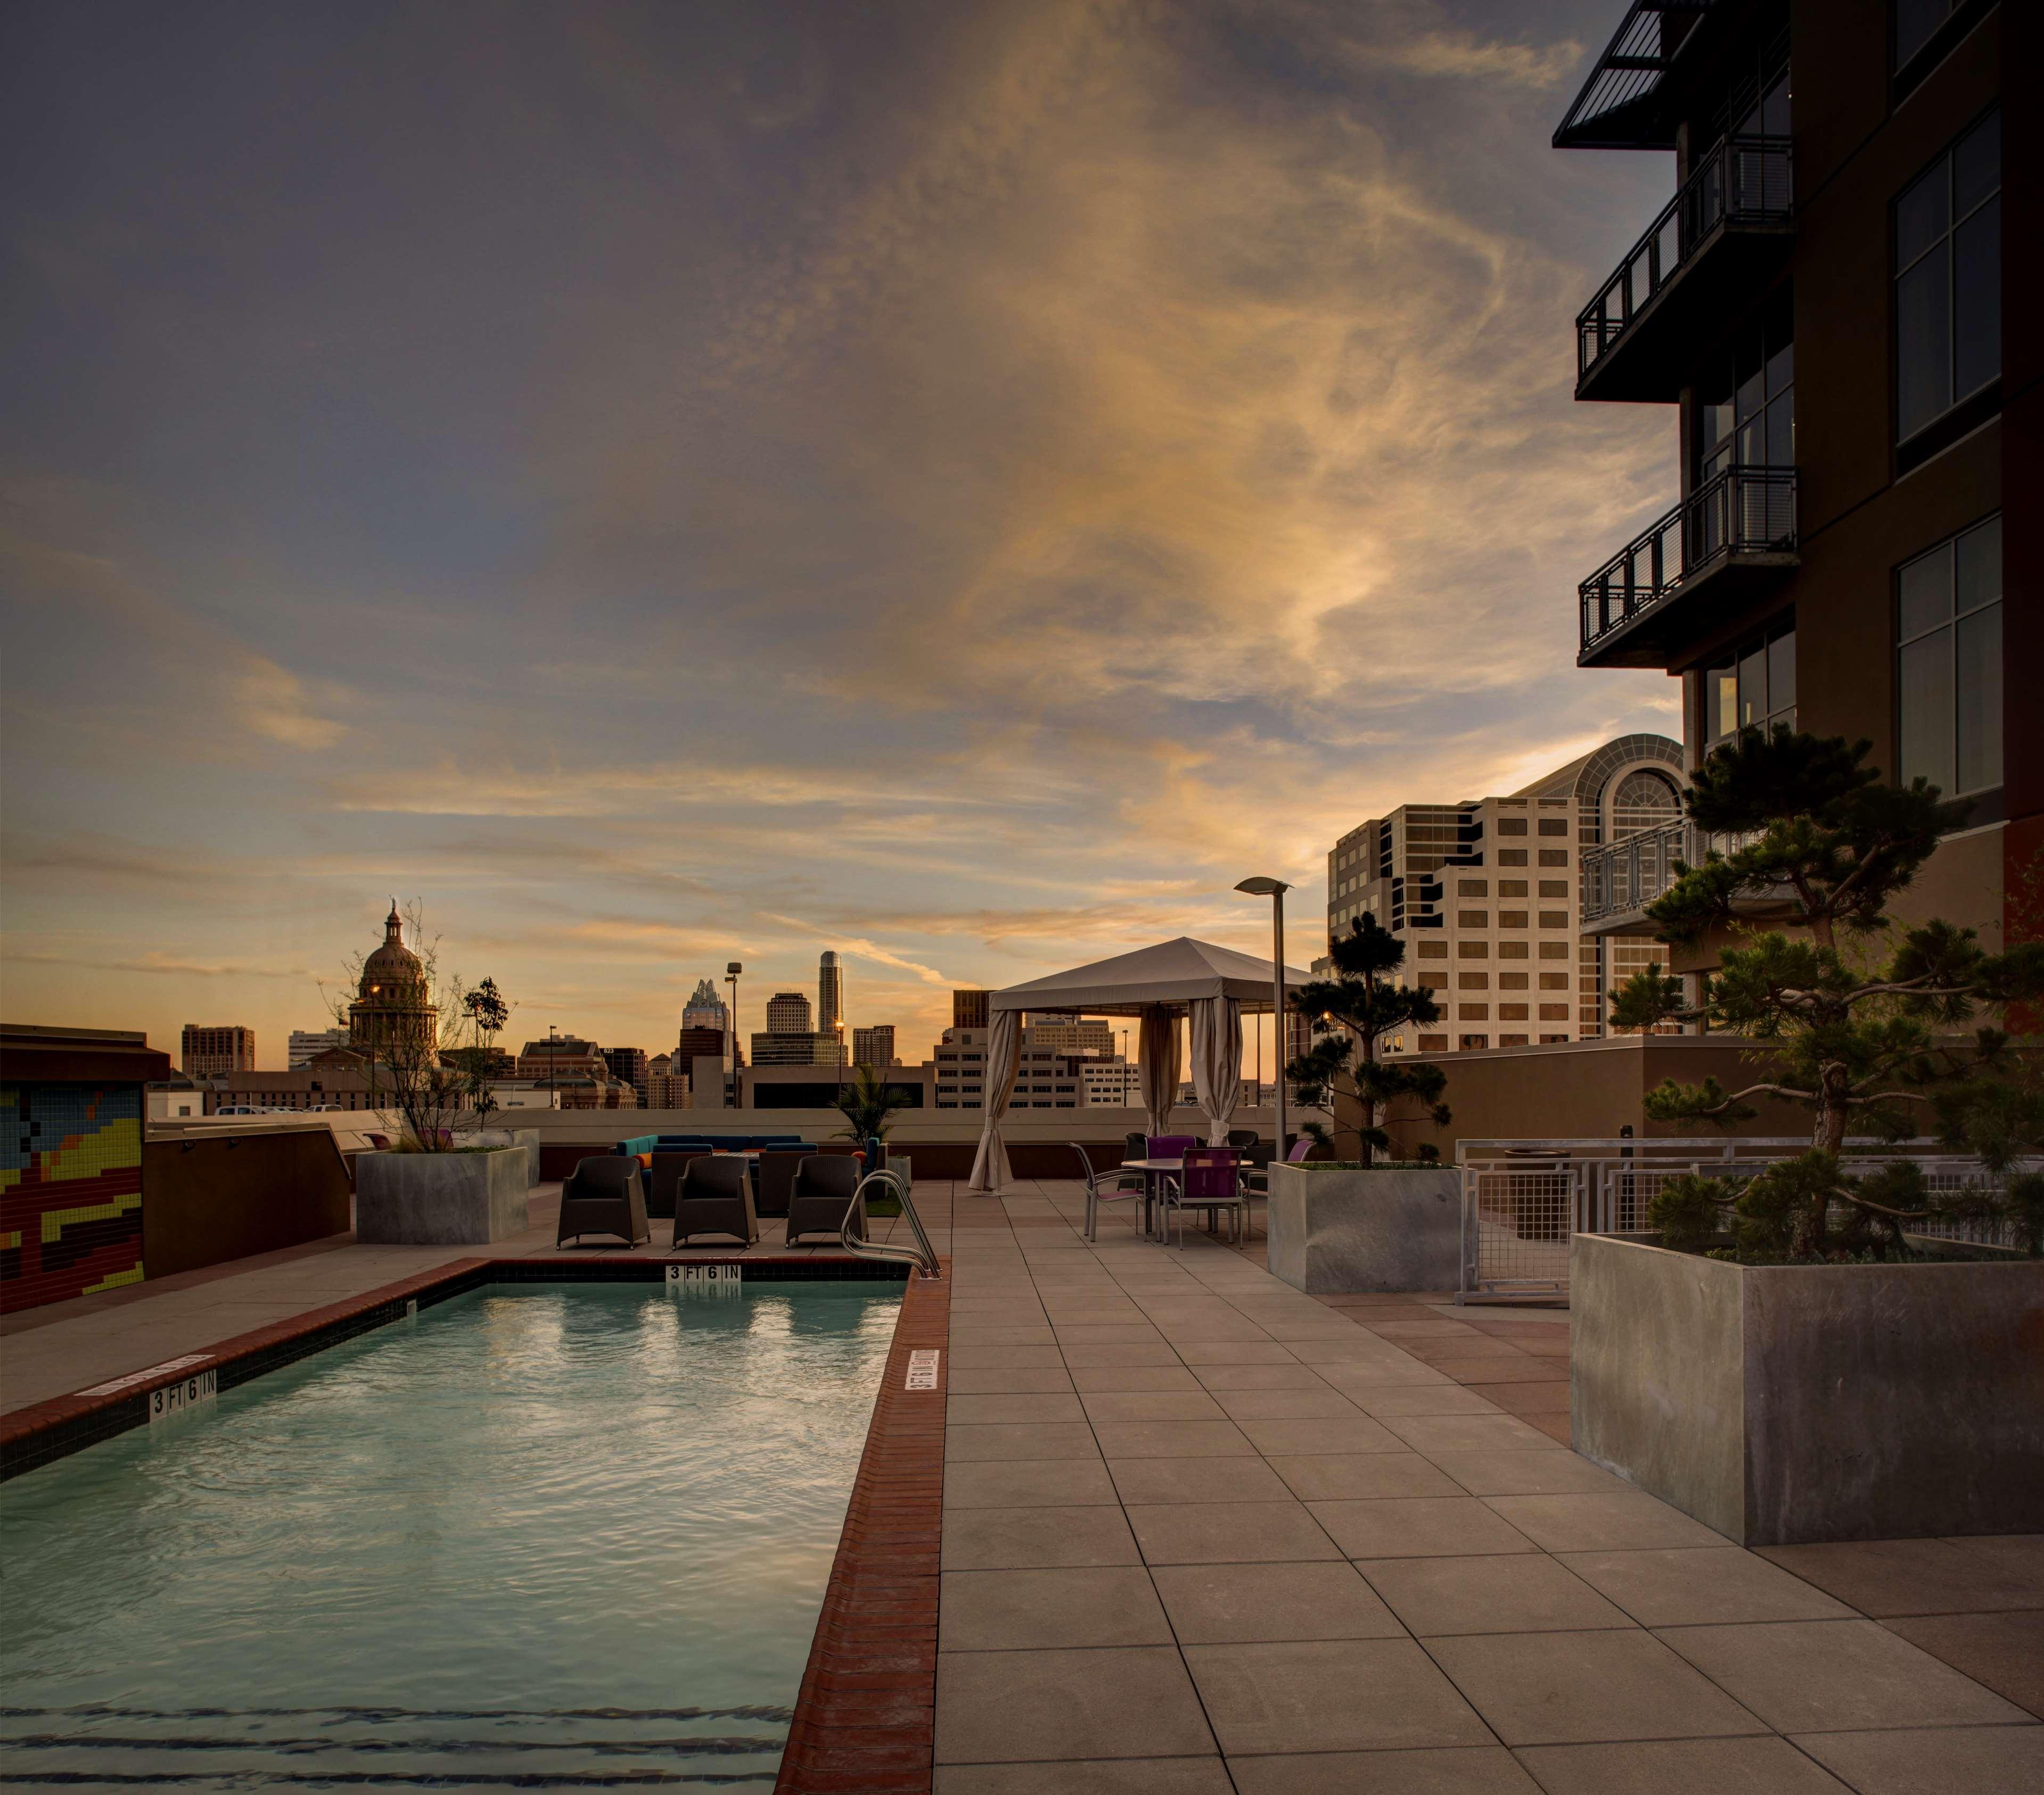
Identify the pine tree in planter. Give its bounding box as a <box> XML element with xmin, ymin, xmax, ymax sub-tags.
<box><xmin>1610</xmin><ymin>726</ymin><xmax>2043</xmax><ymax>1259</ymax></box>
<box><xmin>1287</xmin><ymin>914</ymin><xmax>1450</xmax><ymax>1166</ymax></box>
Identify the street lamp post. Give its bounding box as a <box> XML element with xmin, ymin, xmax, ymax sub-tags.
<box><xmin>725</xmin><ymin>962</ymin><xmax>742</xmax><ymax>1110</ymax></box>
<box><xmin>1234</xmin><ymin>878</ymin><xmax>1291</xmax><ymax>1154</ymax></box>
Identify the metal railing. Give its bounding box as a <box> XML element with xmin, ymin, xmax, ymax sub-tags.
<box><xmin>1579</xmin><ymin>821</ymin><xmax>1762</xmax><ymax>922</ymax></box>
<box><xmin>1577</xmin><ymin>133</ymin><xmax>1793</xmax><ymax>380</ymax></box>
<box><xmin>1456</xmin><ymin>1137</ymin><xmax>2029</xmax><ymax>1304</ymax></box>
<box><xmin>1580</xmin><ymin>463</ymin><xmax>1797</xmax><ymax>656</ymax></box>
<box><xmin>840</xmin><ymin>1167</ymin><xmax>942</xmax><ymax>1279</ymax></box>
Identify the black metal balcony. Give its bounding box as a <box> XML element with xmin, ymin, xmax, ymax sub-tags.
<box><xmin>1578</xmin><ymin>464</ymin><xmax>1797</xmax><ymax>668</ymax></box>
<box><xmin>1575</xmin><ymin>134</ymin><xmax>1793</xmax><ymax>403</ymax></box>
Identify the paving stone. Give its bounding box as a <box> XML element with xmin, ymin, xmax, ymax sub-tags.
<box><xmin>1183</xmin><ymin>1638</ymin><xmax>1491</xmax><ymax>1755</ymax></box>
<box><xmin>940</xmin><ymin>1567</ymin><xmax>1173</xmax><ymax>1651</ymax></box>
<box><xmin>1382</xmin><ymin>1414</ymin><xmax>1565</xmax><ymax>1454</ymax></box>
<box><xmin>1209</xmin><ymin>1387</ymin><xmax>1365</xmax><ymax>1421</ymax></box>
<box><xmin>934</xmin><ymin>1759</ymin><xmax>1235</xmax><ymax>1795</ymax></box>
<box><xmin>1106</xmin><ymin>1456</ymin><xmax>1294</xmax><ymax>1506</ymax></box>
<box><xmin>1752</xmin><ymin>1538</ymin><xmax>2044</xmax><ymax>1617</ymax></box>
<box><xmin>944</xmin><ymin>1458</ymin><xmax>1119</xmax><ymax>1509</ymax></box>
<box><xmin>941</xmin><ymin>1505</ymin><xmax>1143</xmax><ymax>1570</ymax></box>
<box><xmin>1068</xmin><ymin>1365</ymin><xmax>1204</xmax><ymax>1394</ymax></box>
<box><xmin>1556</xmin><ymin>1547</ymin><xmax>1857</xmax><ymax>1628</ymax></box>
<box><xmin>948</xmin><ymin>1394</ymin><xmax>1088</xmax><ymax>1426</ymax></box>
<box><xmin>1657</xmin><ymin>1618</ymin><xmax>2033</xmax><ymax>1733</ymax></box>
<box><xmin>934</xmin><ymin>1646</ymin><xmax>1217</xmax><ymax>1764</ymax></box>
<box><xmin>1361</xmin><ymin>1552</ymin><xmax>1632</xmax><ymax>1636</ymax></box>
<box><xmin>1426</xmin><ymin>1628</ymin><xmax>1763</xmax><ymax>1745</ymax></box>
<box><xmin>1513</xmin><ymin>1736</ymin><xmax>1852</xmax><ymax>1793</ymax></box>
<box><xmin>946</xmin><ymin>1422</ymin><xmax>1102</xmax><ymax>1462</ymax></box>
<box><xmin>1879</xmin><ymin>1610</ymin><xmax>2044</xmax><ymax>1718</ymax></box>
<box><xmin>1091</xmin><ymin>1420</ymin><xmax>1257</xmax><ymax>1458</ymax></box>
<box><xmin>1791</xmin><ymin>1724</ymin><xmax>2044</xmax><ymax>1795</ymax></box>
<box><xmin>1151</xmin><ymin>1560</ymin><xmax>1403</xmax><ymax>1644</ymax></box>
<box><xmin>1238</xmin><ymin>1415</ymin><xmax>1404</xmax><ymax>1456</ymax></box>
<box><xmin>1347</xmin><ymin>1386</ymin><xmax>1506</xmax><ymax>1417</ymax></box>
<box><xmin>1268</xmin><ymin>1453</ymin><xmax>1466</xmax><ymax>1502</ymax></box>
<box><xmin>1226</xmin><ymin>1747</ymin><xmax>1540</xmax><ymax>1793</ymax></box>
<box><xmin>1483</xmin><ymin>1493</ymin><xmax>1735</xmax><ymax>1553</ymax></box>
<box><xmin>1127</xmin><ymin>1501</ymin><xmax>1343</xmax><ymax>1565</ymax></box>
<box><xmin>1081</xmin><ymin>1390</ymin><xmax>1228</xmax><ymax>1422</ymax></box>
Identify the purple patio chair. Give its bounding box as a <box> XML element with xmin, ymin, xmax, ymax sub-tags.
<box><xmin>1165</xmin><ymin>1148</ymin><xmax>1247</xmax><ymax>1248</ymax></box>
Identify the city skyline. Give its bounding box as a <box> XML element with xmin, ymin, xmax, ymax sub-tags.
<box><xmin>2</xmin><ymin>2</ymin><xmax>1679</xmax><ymax>1063</ymax></box>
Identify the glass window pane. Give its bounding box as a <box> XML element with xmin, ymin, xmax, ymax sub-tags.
<box><xmin>1711</xmin><ymin>667</ymin><xmax>1738</xmax><ymax>740</ymax></box>
<box><xmin>1956</xmin><ymin>517</ymin><xmax>2001</xmax><ymax>617</ymax></box>
<box><xmin>1897</xmin><ymin>248</ymin><xmax>1951</xmax><ymax>439</ymax></box>
<box><xmin>1899</xmin><ymin>630</ymin><xmax>1955</xmax><ymax>793</ymax></box>
<box><xmin>1953</xmin><ymin>198</ymin><xmax>2001</xmax><ymax>400</ymax></box>
<box><xmin>1899</xmin><ymin>544</ymin><xmax>1953</xmax><ymax>640</ymax></box>
<box><xmin>1766</xmin><ymin>337</ymin><xmax>1794</xmax><ymax>395</ymax></box>
<box><xmin>1954</xmin><ymin>111</ymin><xmax>2000</xmax><ymax>216</ymax></box>
<box><xmin>1895</xmin><ymin>0</ymin><xmax>1950</xmax><ymax>69</ymax></box>
<box><xmin>1768</xmin><ymin>629</ymin><xmax>1796</xmax><ymax>711</ymax></box>
<box><xmin>1738</xmin><ymin>644</ymin><xmax>1767</xmax><ymax>727</ymax></box>
<box><xmin>1956</xmin><ymin>605</ymin><xmax>2002</xmax><ymax>794</ymax></box>
<box><xmin>1765</xmin><ymin>390</ymin><xmax>1794</xmax><ymax>464</ymax></box>
<box><xmin>1897</xmin><ymin>162</ymin><xmax>1949</xmax><ymax>271</ymax></box>
<box><xmin>1737</xmin><ymin>365</ymin><xmax>1766</xmax><ymax>423</ymax></box>
<box><xmin>1761</xmin><ymin>73</ymin><xmax>1791</xmax><ymax>137</ymax></box>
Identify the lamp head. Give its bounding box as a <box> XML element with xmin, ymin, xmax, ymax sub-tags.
<box><xmin>727</xmin><ymin>962</ymin><xmax>743</xmax><ymax>977</ymax></box>
<box><xmin>1234</xmin><ymin>876</ymin><xmax>1290</xmax><ymax>897</ymax></box>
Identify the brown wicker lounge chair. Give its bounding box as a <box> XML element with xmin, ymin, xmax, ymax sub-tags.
<box><xmin>672</xmin><ymin>1154</ymin><xmax>758</xmax><ymax>1248</ymax></box>
<box><xmin>645</xmin><ymin>1150</ymin><xmax>710</xmax><ymax>1219</ymax></box>
<box><xmin>785</xmin><ymin>1153</ymin><xmax>860</xmax><ymax>1245</ymax></box>
<box><xmin>556</xmin><ymin>1155</ymin><xmax>650</xmax><ymax>1247</ymax></box>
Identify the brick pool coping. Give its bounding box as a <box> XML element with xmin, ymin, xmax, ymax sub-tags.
<box><xmin>778</xmin><ymin>1260</ymin><xmax>950</xmax><ymax>1795</ymax></box>
<box><xmin>0</xmin><ymin>1250</ymin><xmax>907</xmax><ymax>1480</ymax></box>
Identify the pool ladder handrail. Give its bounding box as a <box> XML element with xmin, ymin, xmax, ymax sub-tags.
<box><xmin>841</xmin><ymin>1168</ymin><xmax>942</xmax><ymax>1280</ymax></box>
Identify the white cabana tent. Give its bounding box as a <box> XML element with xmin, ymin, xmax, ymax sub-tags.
<box><xmin>967</xmin><ymin>937</ymin><xmax>1312</xmax><ymax>1193</ymax></box>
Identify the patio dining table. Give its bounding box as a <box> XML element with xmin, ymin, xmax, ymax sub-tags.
<box><xmin>1121</xmin><ymin>1156</ymin><xmax>1183</xmax><ymax>1241</ymax></box>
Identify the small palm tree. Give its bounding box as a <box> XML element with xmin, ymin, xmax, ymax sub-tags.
<box><xmin>833</xmin><ymin>1062</ymin><xmax>910</xmax><ymax>1149</ymax></box>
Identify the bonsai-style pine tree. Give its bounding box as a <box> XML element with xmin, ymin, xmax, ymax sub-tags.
<box><xmin>1286</xmin><ymin>913</ymin><xmax>1450</xmax><ymax>1166</ymax></box>
<box><xmin>1610</xmin><ymin>725</ymin><xmax>2042</xmax><ymax>1258</ymax></box>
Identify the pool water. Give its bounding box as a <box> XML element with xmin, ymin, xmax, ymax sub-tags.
<box><xmin>0</xmin><ymin>1279</ymin><xmax>900</xmax><ymax>1788</ymax></box>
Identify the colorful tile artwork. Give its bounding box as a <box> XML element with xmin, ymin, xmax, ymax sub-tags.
<box><xmin>0</xmin><ymin>1084</ymin><xmax>145</xmax><ymax>1313</ymax></box>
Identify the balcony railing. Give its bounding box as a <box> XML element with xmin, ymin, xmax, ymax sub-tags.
<box><xmin>1577</xmin><ymin>134</ymin><xmax>1793</xmax><ymax>382</ymax></box>
<box><xmin>1580</xmin><ymin>819</ymin><xmax>1762</xmax><ymax>924</ymax></box>
<box><xmin>1580</xmin><ymin>463</ymin><xmax>1796</xmax><ymax>658</ymax></box>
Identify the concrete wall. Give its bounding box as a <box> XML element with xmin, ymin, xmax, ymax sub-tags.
<box><xmin>1368</xmin><ymin>1036</ymin><xmax>1809</xmax><ymax>1160</ymax></box>
<box><xmin>141</xmin><ymin>1128</ymin><xmax>353</xmax><ymax>1280</ymax></box>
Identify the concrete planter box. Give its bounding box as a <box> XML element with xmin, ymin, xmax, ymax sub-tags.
<box><xmin>1266</xmin><ymin>1163</ymin><xmax>1462</xmax><ymax>1294</ymax></box>
<box><xmin>1571</xmin><ymin>1231</ymin><xmax>2044</xmax><ymax>1545</ymax></box>
<box><xmin>472</xmin><ymin>1128</ymin><xmax>540</xmax><ymax>1186</ymax></box>
<box><xmin>355</xmin><ymin>1146</ymin><xmax>532</xmax><ymax>1245</ymax></box>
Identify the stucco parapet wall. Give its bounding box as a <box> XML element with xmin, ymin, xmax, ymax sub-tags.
<box><xmin>354</xmin><ymin>1146</ymin><xmax>531</xmax><ymax>1245</ymax></box>
<box><xmin>1571</xmin><ymin>1231</ymin><xmax>2044</xmax><ymax>1545</ymax></box>
<box><xmin>1266</xmin><ymin>1162</ymin><xmax>1462</xmax><ymax>1294</ymax></box>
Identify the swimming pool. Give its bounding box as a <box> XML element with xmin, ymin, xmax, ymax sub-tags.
<box><xmin>0</xmin><ymin>1278</ymin><xmax>901</xmax><ymax>1788</ymax></box>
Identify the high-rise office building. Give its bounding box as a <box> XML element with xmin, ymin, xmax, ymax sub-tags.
<box><xmin>602</xmin><ymin>1046</ymin><xmax>650</xmax><ymax>1102</ymax></box>
<box><xmin>1325</xmin><ymin>736</ymin><xmax>1684</xmax><ymax>1052</ymax></box>
<box><xmin>750</xmin><ymin>1031</ymin><xmax>844</xmax><ymax>1067</ymax></box>
<box><xmin>952</xmin><ymin>989</ymin><xmax>990</xmax><ymax>1030</ymax></box>
<box><xmin>1558</xmin><ymin>1</ymin><xmax>2023</xmax><ymax>962</ymax></box>
<box><xmin>181</xmin><ymin>1024</ymin><xmax>256</xmax><ymax>1076</ymax></box>
<box><xmin>766</xmin><ymin>991</ymin><xmax>812</xmax><ymax>1034</ymax></box>
<box><xmin>818</xmin><ymin>951</ymin><xmax>845</xmax><ymax>1054</ymax></box>
<box><xmin>852</xmin><ymin>1024</ymin><xmax>897</xmax><ymax>1068</ymax></box>
<box><xmin>681</xmin><ymin>979</ymin><xmax>727</xmax><ymax>1032</ymax></box>
<box><xmin>286</xmin><ymin>1027</ymin><xmax>349</xmax><ymax>1069</ymax></box>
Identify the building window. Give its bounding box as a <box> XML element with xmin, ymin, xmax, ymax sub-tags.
<box><xmin>1459</xmin><ymin>1035</ymin><xmax>1489</xmax><ymax>1051</ymax></box>
<box><xmin>1497</xmin><ymin>818</ymin><xmax>1526</xmax><ymax>835</ymax></box>
<box><xmin>1498</xmin><ymin>941</ymin><xmax>1529</xmax><ymax>961</ymax></box>
<box><xmin>1500</xmin><ymin>972</ymin><xmax>1530</xmax><ymax>990</ymax></box>
<box><xmin>1498</xmin><ymin>910</ymin><xmax>1529</xmax><ymax>929</ymax></box>
<box><xmin>1497</xmin><ymin>849</ymin><xmax>1527</xmax><ymax>866</ymax></box>
<box><xmin>1499</xmin><ymin>880</ymin><xmax>1528</xmax><ymax>897</ymax></box>
<box><xmin>1894</xmin><ymin>1</ymin><xmax>1982</xmax><ymax>75</ymax></box>
<box><xmin>1540</xmin><ymin>973</ymin><xmax>1569</xmax><ymax>990</ymax></box>
<box><xmin>1458</xmin><ymin>879</ymin><xmax>1489</xmax><ymax>896</ymax></box>
<box><xmin>1539</xmin><ymin>911</ymin><xmax>1570</xmax><ymax>929</ymax></box>
<box><xmin>1457</xmin><ymin>973</ymin><xmax>1490</xmax><ymax>991</ymax></box>
<box><xmin>1896</xmin><ymin>109</ymin><xmax>1999</xmax><ymax>445</ymax></box>
<box><xmin>1538</xmin><ymin>879</ymin><xmax>1568</xmax><ymax>898</ymax></box>
<box><xmin>1499</xmin><ymin>1004</ymin><xmax>1530</xmax><ymax>1022</ymax></box>
<box><xmin>1539</xmin><ymin>942</ymin><xmax>1570</xmax><ymax>961</ymax></box>
<box><xmin>1457</xmin><ymin>910</ymin><xmax>1489</xmax><ymax>928</ymax></box>
<box><xmin>1456</xmin><ymin>941</ymin><xmax>1490</xmax><ymax>959</ymax></box>
<box><xmin>1898</xmin><ymin>514</ymin><xmax>2002</xmax><ymax>798</ymax></box>
<box><xmin>1537</xmin><ymin>850</ymin><xmax>1569</xmax><ymax>868</ymax></box>
<box><xmin>1540</xmin><ymin>1003</ymin><xmax>1571</xmax><ymax>1022</ymax></box>
<box><xmin>1704</xmin><ymin>620</ymin><xmax>1796</xmax><ymax>750</ymax></box>
<box><xmin>1419</xmin><ymin>1035</ymin><xmax>1449</xmax><ymax>1052</ymax></box>
<box><xmin>1499</xmin><ymin>1034</ymin><xmax>1530</xmax><ymax>1048</ymax></box>
<box><xmin>1537</xmin><ymin>818</ymin><xmax>1569</xmax><ymax>837</ymax></box>
<box><xmin>1695</xmin><ymin>292</ymin><xmax>1794</xmax><ymax>482</ymax></box>
<box><xmin>1417</xmin><ymin>941</ymin><xmax>1448</xmax><ymax>960</ymax></box>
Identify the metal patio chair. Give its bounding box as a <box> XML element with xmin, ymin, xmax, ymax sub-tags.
<box><xmin>1071</xmin><ymin>1143</ymin><xmax>1147</xmax><ymax>1242</ymax></box>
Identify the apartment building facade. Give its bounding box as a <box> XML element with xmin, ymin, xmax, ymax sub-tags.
<box><xmin>852</xmin><ymin>1024</ymin><xmax>897</xmax><ymax>1068</ymax></box>
<box><xmin>286</xmin><ymin>1027</ymin><xmax>348</xmax><ymax>1069</ymax></box>
<box><xmin>1327</xmin><ymin>736</ymin><xmax>1685</xmax><ymax>1052</ymax></box>
<box><xmin>180</xmin><ymin>1024</ymin><xmax>256</xmax><ymax>1076</ymax></box>
<box><xmin>933</xmin><ymin>1025</ymin><xmax>1085</xmax><ymax>1110</ymax></box>
<box><xmin>1561</xmin><ymin>0</ymin><xmax>2030</xmax><ymax>958</ymax></box>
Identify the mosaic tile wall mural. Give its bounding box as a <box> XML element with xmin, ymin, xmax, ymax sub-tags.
<box><xmin>1</xmin><ymin>1084</ymin><xmax>144</xmax><ymax>1313</ymax></box>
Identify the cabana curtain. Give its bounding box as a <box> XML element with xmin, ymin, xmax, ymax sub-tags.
<box><xmin>1188</xmin><ymin>995</ymin><xmax>1242</xmax><ymax>1147</ymax></box>
<box><xmin>965</xmin><ymin>1006</ymin><xmax>1023</xmax><ymax>1193</ymax></box>
<box><xmin>1138</xmin><ymin>1004</ymin><xmax>1181</xmax><ymax>1142</ymax></box>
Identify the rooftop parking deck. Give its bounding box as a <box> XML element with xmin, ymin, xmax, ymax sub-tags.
<box><xmin>4</xmin><ymin>1180</ymin><xmax>2040</xmax><ymax>1793</ymax></box>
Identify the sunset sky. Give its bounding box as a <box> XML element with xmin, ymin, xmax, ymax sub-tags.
<box><xmin>2</xmin><ymin>0</ymin><xmax>1681</xmax><ymax>1069</ymax></box>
